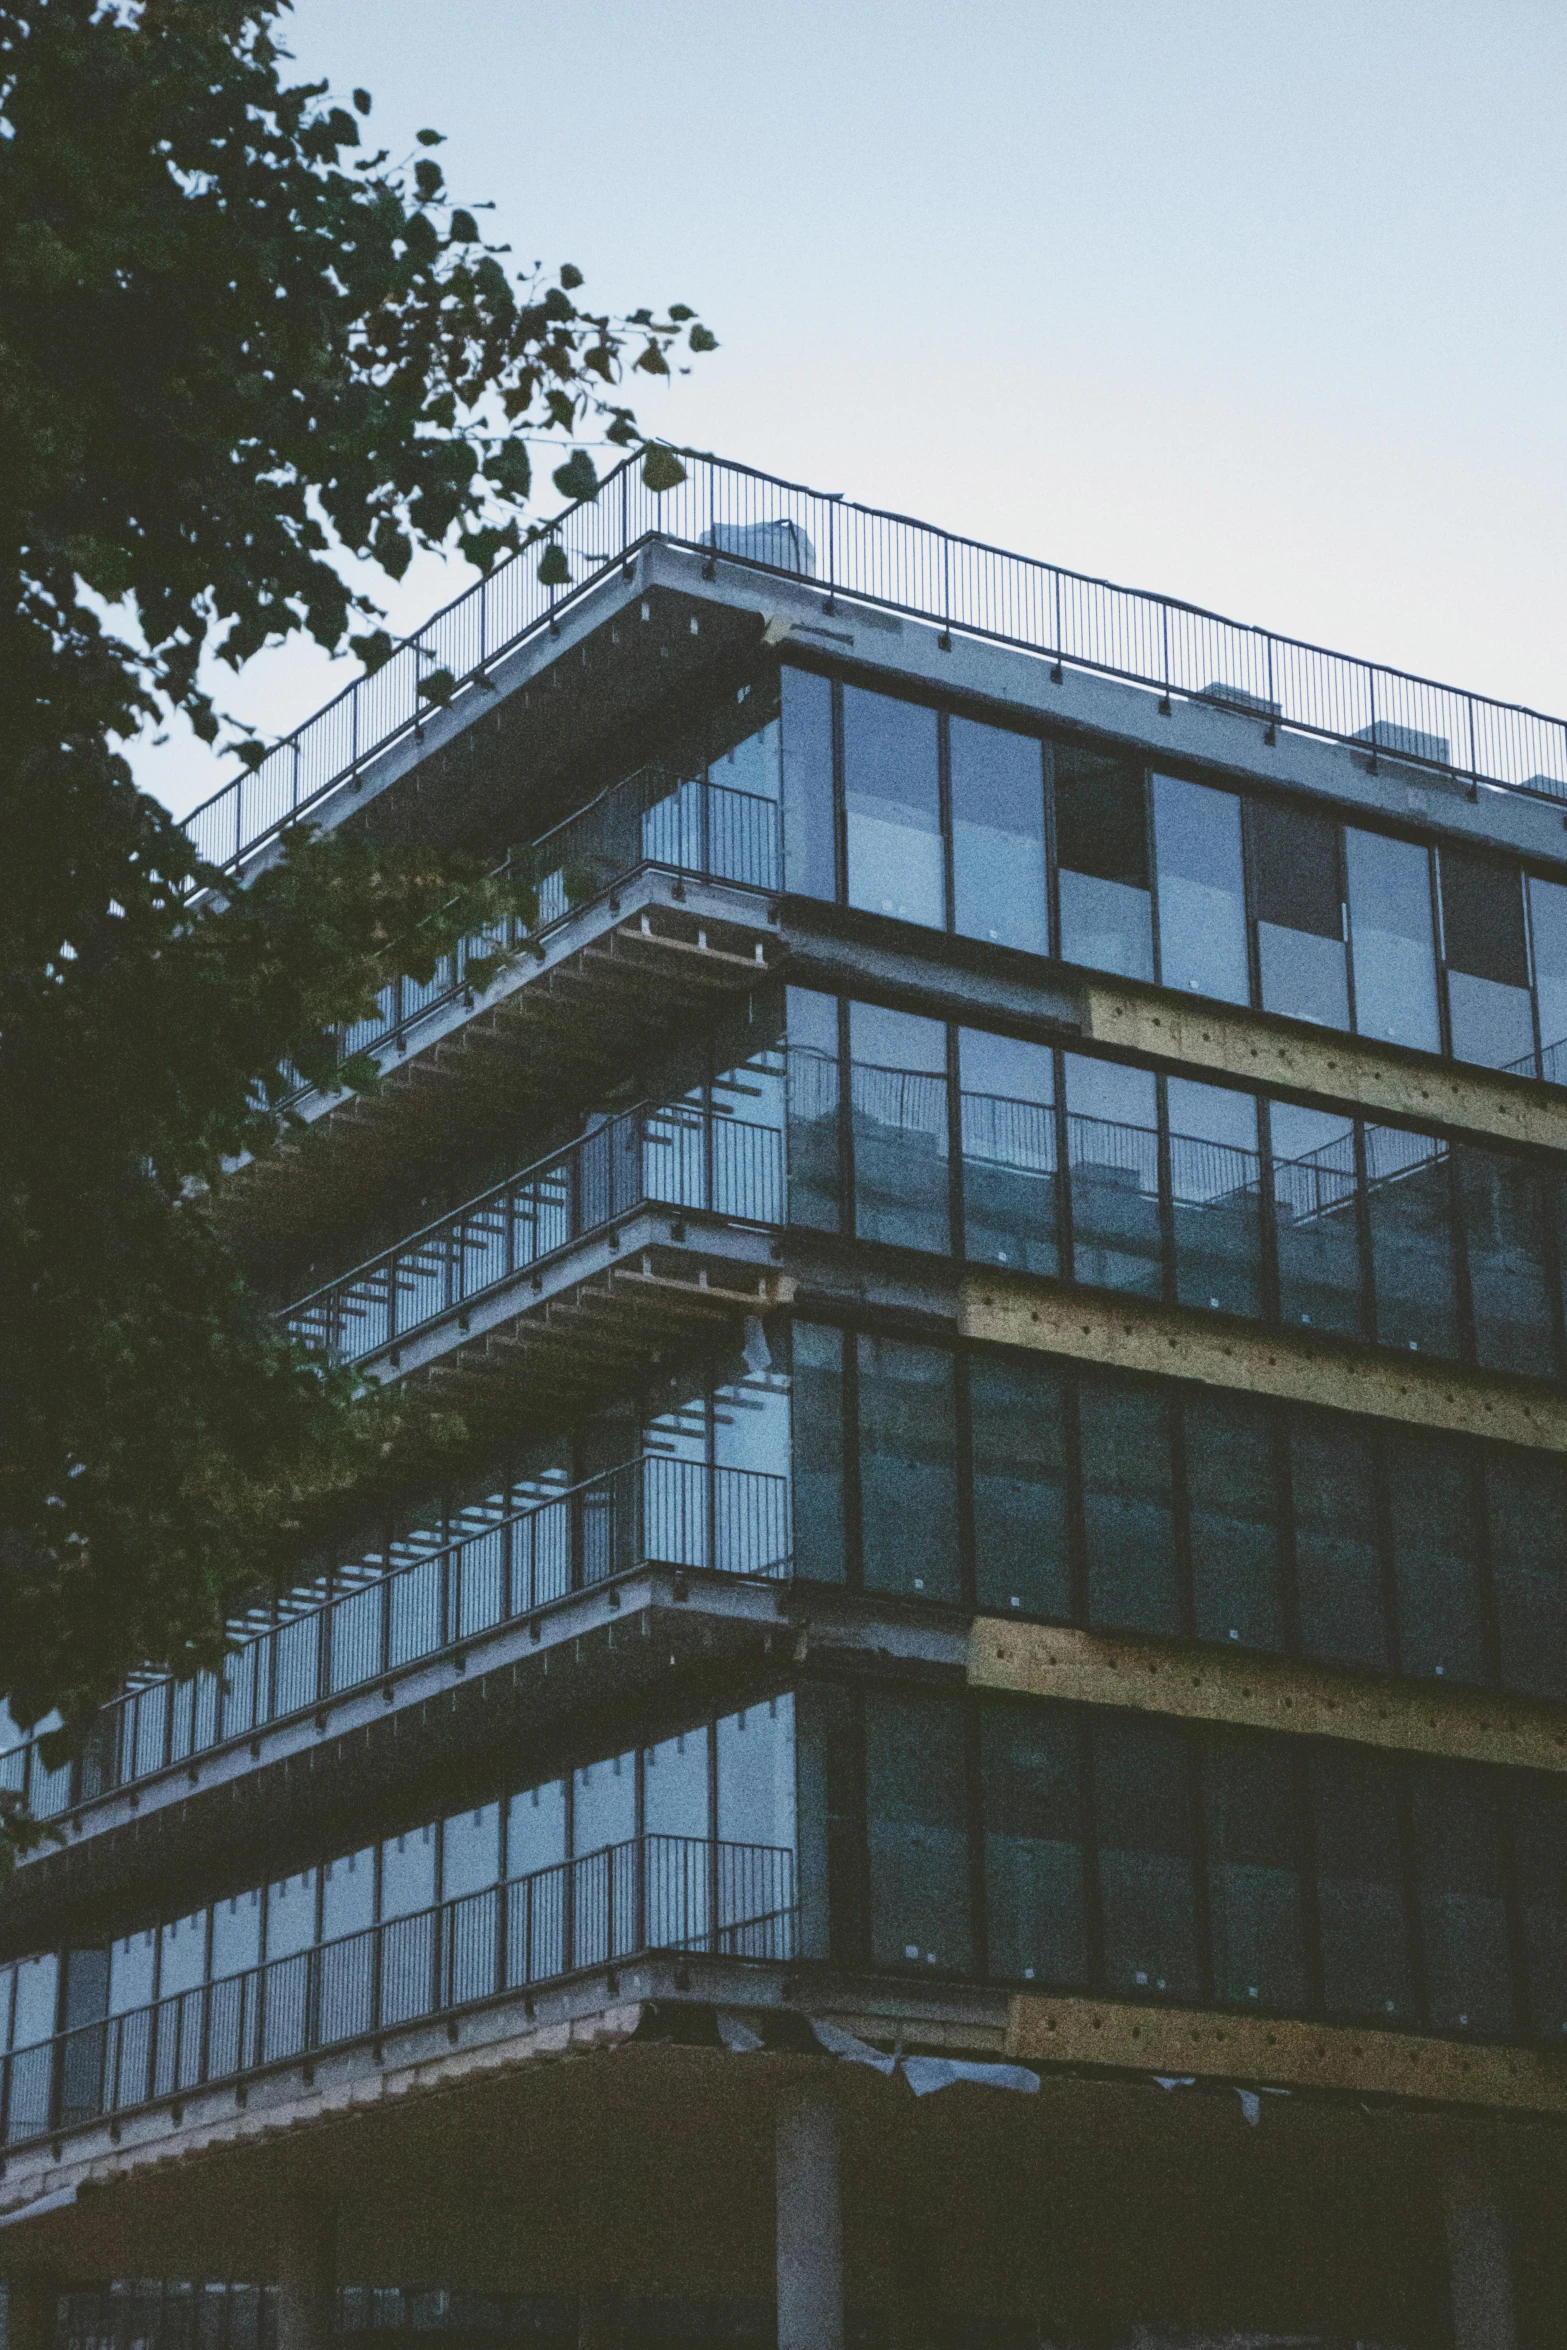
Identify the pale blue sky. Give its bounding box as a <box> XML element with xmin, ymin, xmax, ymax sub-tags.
<box><xmin>136</xmin><ymin>0</ymin><xmax>1567</xmax><ymax>818</ymax></box>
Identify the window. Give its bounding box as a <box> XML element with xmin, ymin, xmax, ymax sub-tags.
<box><xmin>980</xmin><ymin>1704</ymin><xmax>1088</xmax><ymax>1986</ymax></box>
<box><xmin>969</xmin><ymin>1354</ymin><xmax>1071</xmax><ymax>1618</ymax></box>
<box><xmin>864</xmin><ymin>1693</ymin><xmax>972</xmax><ymax>1971</ymax></box>
<box><xmin>507</xmin><ymin>1778</ymin><xmax>567</xmax><ymax>1878</ymax></box>
<box><xmin>1442</xmin><ymin>849</ymin><xmax>1533</xmax><ymax>1072</ymax></box>
<box><xmin>786</xmin><ymin>987</ymin><xmax>842</xmax><ymax>1233</ymax></box>
<box><xmin>857</xmin><ymin>1336</ymin><xmax>961</xmax><ymax>1602</ymax></box>
<box><xmin>1312</xmin><ymin>1749</ymin><xmax>1413</xmax><ymax>2022</ymax></box>
<box><xmin>959</xmin><ymin>1027</ymin><xmax>1058</xmax><ymax>1276</ymax></box>
<box><xmin>1167</xmin><ymin>1076</ymin><xmax>1262</xmax><ymax>1317</ymax></box>
<box><xmin>790</xmin><ymin>1322</ymin><xmax>846</xmax><ymax>1584</ymax></box>
<box><xmin>1079</xmin><ymin>1380</ymin><xmax>1179</xmax><ymax>1636</ymax></box>
<box><xmin>1250</xmin><ymin>800</ymin><xmax>1349</xmax><ymax>1029</ymax></box>
<box><xmin>1363</xmin><ymin>1124</ymin><xmax>1460</xmax><ymax>1356</ymax></box>
<box><xmin>1065</xmin><ymin>1054</ymin><xmax>1161</xmax><ymax>1298</ymax></box>
<box><xmin>1384</xmin><ymin>1437</ymin><xmax>1486</xmax><ymax>1685</ymax></box>
<box><xmin>1411</xmin><ymin>1768</ymin><xmax>1514</xmax><ymax>2034</ymax></box>
<box><xmin>442</xmin><ymin>1805</ymin><xmax>501</xmax><ymax>1900</ymax></box>
<box><xmin>1203</xmin><ymin>1733</ymin><xmax>1308</xmax><ymax>2012</ymax></box>
<box><xmin>850</xmin><ymin>1001</ymin><xmax>949</xmax><ymax>1253</ymax></box>
<box><xmin>573</xmin><ymin>1752</ymin><xmax>636</xmax><ymax>1856</ymax></box>
<box><xmin>780</xmin><ymin>667</ymin><xmax>835</xmax><ymax>902</ymax></box>
<box><xmin>1512</xmin><ymin>1778</ymin><xmax>1567</xmax><ymax>2039</ymax></box>
<box><xmin>1529</xmin><ymin>875</ymin><xmax>1567</xmax><ymax>1084</ymax></box>
<box><xmin>1055</xmin><ymin>744</ymin><xmax>1153</xmax><ymax>981</ymax></box>
<box><xmin>951</xmin><ymin>718</ymin><xmax>1047</xmax><ymax>953</ymax></box>
<box><xmin>1485</xmin><ymin>1454</ymin><xmax>1567</xmax><ymax>1705</ymax></box>
<box><xmin>1290</xmin><ymin>1419</ymin><xmax>1387</xmax><ymax>1672</ymax></box>
<box><xmin>1092</xmin><ymin>1716</ymin><xmax>1200</xmax><ymax>1999</ymax></box>
<box><xmin>1345</xmin><ymin>829</ymin><xmax>1440</xmax><ymax>1052</ymax></box>
<box><xmin>1153</xmin><ymin>774</ymin><xmax>1248</xmax><ymax>1003</ymax></box>
<box><xmin>716</xmin><ymin>1697</ymin><xmax>796</xmax><ymax>1851</ymax></box>
<box><xmin>1184</xmin><ymin>1392</ymin><xmax>1285</xmax><ymax>1651</ymax></box>
<box><xmin>843</xmin><ymin>687</ymin><xmax>943</xmax><ymax>928</ymax></box>
<box><xmin>1455</xmin><ymin>1147</ymin><xmax>1557</xmax><ymax>1379</ymax></box>
<box><xmin>321</xmin><ymin>1847</ymin><xmax>376</xmax><ymax>1940</ymax></box>
<box><xmin>1269</xmin><ymin>1100</ymin><xmax>1363</xmax><ymax>1338</ymax></box>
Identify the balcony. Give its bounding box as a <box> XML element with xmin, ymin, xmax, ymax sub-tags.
<box><xmin>0</xmin><ymin>1457</ymin><xmax>790</xmax><ymax>1830</ymax></box>
<box><xmin>0</xmin><ymin>1832</ymin><xmax>796</xmax><ymax>2151</ymax></box>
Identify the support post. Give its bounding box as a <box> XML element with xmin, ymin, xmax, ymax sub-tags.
<box><xmin>1</xmin><ymin>2279</ymin><xmax>59</xmax><ymax>2350</ymax></box>
<box><xmin>275</xmin><ymin>2201</ymin><xmax>337</xmax><ymax>2350</ymax></box>
<box><xmin>1443</xmin><ymin>2157</ymin><xmax>1517</xmax><ymax>2350</ymax></box>
<box><xmin>776</xmin><ymin>2080</ymin><xmax>844</xmax><ymax>2350</ymax></box>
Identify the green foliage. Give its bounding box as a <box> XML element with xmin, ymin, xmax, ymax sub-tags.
<box><xmin>536</xmin><ymin>543</ymin><xmax>571</xmax><ymax>585</ymax></box>
<box><xmin>641</xmin><ymin>444</ymin><xmax>688</xmax><ymax>493</ymax></box>
<box><xmin>0</xmin><ymin>0</ymin><xmax>717</xmax><ymax>1798</ymax></box>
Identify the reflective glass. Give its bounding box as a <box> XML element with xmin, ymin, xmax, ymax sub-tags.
<box><xmin>779</xmin><ymin>667</ymin><xmax>835</xmax><ymax>902</ymax></box>
<box><xmin>1270</xmin><ymin>1100</ymin><xmax>1363</xmax><ymax>1338</ymax></box>
<box><xmin>969</xmin><ymin>1354</ymin><xmax>1071</xmax><ymax>1618</ymax></box>
<box><xmin>786</xmin><ymin>987</ymin><xmax>841</xmax><ymax>1233</ymax></box>
<box><xmin>507</xmin><ymin>1779</ymin><xmax>567</xmax><ymax>1877</ymax></box>
<box><xmin>109</xmin><ymin>1932</ymin><xmax>156</xmax><ymax>2017</ymax></box>
<box><xmin>1364</xmin><ymin>1124</ymin><xmax>1460</xmax><ymax>1355</ymax></box>
<box><xmin>1203</xmin><ymin>1733</ymin><xmax>1308</xmax><ymax>2012</ymax></box>
<box><xmin>1153</xmin><ymin>774</ymin><xmax>1248</xmax><ymax>1004</ymax></box>
<box><xmin>210</xmin><ymin>1892</ymin><xmax>261</xmax><ymax>1982</ymax></box>
<box><xmin>716</xmin><ymin>1698</ymin><xmax>796</xmax><ymax>1849</ymax></box>
<box><xmin>1092</xmin><ymin>1716</ymin><xmax>1200</xmax><ymax>2000</ymax></box>
<box><xmin>1078</xmin><ymin>1379</ymin><xmax>1179</xmax><ymax>1636</ymax></box>
<box><xmin>1456</xmin><ymin>1148</ymin><xmax>1557</xmax><ymax>1379</ymax></box>
<box><xmin>1442</xmin><ymin>849</ymin><xmax>1534</xmax><ymax>1072</ymax></box>
<box><xmin>857</xmin><ymin>1336</ymin><xmax>961</xmax><ymax>1602</ymax></box>
<box><xmin>644</xmin><ymin>1728</ymin><xmax>709</xmax><ymax>1842</ymax></box>
<box><xmin>380</xmin><ymin>1825</ymin><xmax>436</xmax><ymax>1919</ymax></box>
<box><xmin>1290</xmin><ymin>1419</ymin><xmax>1387</xmax><ymax>1672</ymax></box>
<box><xmin>1529</xmin><ymin>875</ymin><xmax>1567</xmax><ymax>1085</ymax></box>
<box><xmin>265</xmin><ymin>1871</ymin><xmax>318</xmax><ymax>1962</ymax></box>
<box><xmin>1513</xmin><ymin>1778</ymin><xmax>1567</xmax><ymax>2038</ymax></box>
<box><xmin>843</xmin><ymin>687</ymin><xmax>943</xmax><ymax>928</ymax></box>
<box><xmin>158</xmin><ymin>1912</ymin><xmax>207</xmax><ymax>2000</ymax></box>
<box><xmin>321</xmin><ymin>1848</ymin><xmax>375</xmax><ymax>1940</ymax></box>
<box><xmin>850</xmin><ymin>1001</ymin><xmax>949</xmax><ymax>1253</ymax></box>
<box><xmin>573</xmin><ymin>1752</ymin><xmax>635</xmax><ymax>1856</ymax></box>
<box><xmin>1055</xmin><ymin>744</ymin><xmax>1153</xmax><ymax>980</ymax></box>
<box><xmin>864</xmin><ymin>1693</ymin><xmax>972</xmax><ymax>1971</ymax></box>
<box><xmin>442</xmin><ymin>1805</ymin><xmax>501</xmax><ymax>1899</ymax></box>
<box><xmin>1251</xmin><ymin>799</ymin><xmax>1349</xmax><ymax>1029</ymax></box>
<box><xmin>960</xmin><ymin>1027</ymin><xmax>1058</xmax><ymax>1276</ymax></box>
<box><xmin>1185</xmin><ymin>1393</ymin><xmax>1285</xmax><ymax>1650</ymax></box>
<box><xmin>790</xmin><ymin>1322</ymin><xmax>846</xmax><ymax>1584</ymax></box>
<box><xmin>1385</xmin><ymin>1437</ymin><xmax>1486</xmax><ymax>1684</ymax></box>
<box><xmin>1346</xmin><ymin>830</ymin><xmax>1440</xmax><ymax>1051</ymax></box>
<box><xmin>1485</xmin><ymin>1455</ymin><xmax>1567</xmax><ymax>1705</ymax></box>
<box><xmin>950</xmin><ymin>718</ymin><xmax>1047</xmax><ymax>953</ymax></box>
<box><xmin>1065</xmin><ymin>1055</ymin><xmax>1161</xmax><ymax>1298</ymax></box>
<box><xmin>1167</xmin><ymin>1076</ymin><xmax>1262</xmax><ymax>1317</ymax></box>
<box><xmin>1411</xmin><ymin>1769</ymin><xmax>1514</xmax><ymax>2034</ymax></box>
<box><xmin>10</xmin><ymin>1954</ymin><xmax>58</xmax><ymax>2048</ymax></box>
<box><xmin>1312</xmin><ymin>1749</ymin><xmax>1413</xmax><ymax>2022</ymax></box>
<box><xmin>980</xmin><ymin>1704</ymin><xmax>1088</xmax><ymax>1987</ymax></box>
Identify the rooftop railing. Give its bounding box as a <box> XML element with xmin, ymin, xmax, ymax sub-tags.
<box><xmin>184</xmin><ymin>451</ymin><xmax>1567</xmax><ymax>880</ymax></box>
<box><xmin>0</xmin><ymin>1832</ymin><xmax>796</xmax><ymax>2148</ymax></box>
<box><xmin>0</xmin><ymin>1454</ymin><xmax>790</xmax><ymax>1824</ymax></box>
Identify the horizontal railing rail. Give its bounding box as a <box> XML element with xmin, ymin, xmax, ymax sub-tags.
<box><xmin>293</xmin><ymin>762</ymin><xmax>780</xmax><ymax>1103</ymax></box>
<box><xmin>184</xmin><ymin>450</ymin><xmax>1567</xmax><ymax>881</ymax></box>
<box><xmin>281</xmin><ymin>1099</ymin><xmax>784</xmax><ymax>1367</ymax></box>
<box><xmin>0</xmin><ymin>1834</ymin><xmax>796</xmax><ymax>2148</ymax></box>
<box><xmin>0</xmin><ymin>1456</ymin><xmax>790</xmax><ymax>1823</ymax></box>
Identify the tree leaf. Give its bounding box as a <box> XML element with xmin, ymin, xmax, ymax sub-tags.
<box><xmin>449</xmin><ymin>209</ymin><xmax>479</xmax><ymax>244</ymax></box>
<box><xmin>413</xmin><ymin>158</ymin><xmax>444</xmax><ymax>202</ymax></box>
<box><xmin>415</xmin><ymin>127</ymin><xmax>446</xmax><ymax>145</ymax></box>
<box><xmin>352</xmin><ymin>88</ymin><xmax>372</xmax><ymax>114</ymax></box>
<box><xmin>641</xmin><ymin>444</ymin><xmax>687</xmax><ymax>493</ymax></box>
<box><xmin>559</xmin><ymin>262</ymin><xmax>584</xmax><ymax>289</ymax></box>
<box><xmin>551</xmin><ymin>450</ymin><xmax>599</xmax><ymax>503</ymax></box>
<box><xmin>417</xmin><ymin>666</ymin><xmax>456</xmax><ymax>706</ymax></box>
<box><xmin>689</xmin><ymin>324</ymin><xmax>718</xmax><ymax>353</ymax></box>
<box><xmin>536</xmin><ymin>543</ymin><xmax>571</xmax><ymax>586</ymax></box>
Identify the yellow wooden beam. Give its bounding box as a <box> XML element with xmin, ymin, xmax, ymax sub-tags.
<box><xmin>971</xmin><ymin>1619</ymin><xmax>1567</xmax><ymax>1775</ymax></box>
<box><xmin>958</xmin><ymin>1272</ymin><xmax>1567</xmax><ymax>1451</ymax></box>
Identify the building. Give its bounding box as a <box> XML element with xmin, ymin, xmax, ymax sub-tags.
<box><xmin>4</xmin><ymin>455</ymin><xmax>1567</xmax><ymax>2348</ymax></box>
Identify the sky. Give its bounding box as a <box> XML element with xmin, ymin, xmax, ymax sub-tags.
<box><xmin>134</xmin><ymin>0</ymin><xmax>1567</xmax><ymax>822</ymax></box>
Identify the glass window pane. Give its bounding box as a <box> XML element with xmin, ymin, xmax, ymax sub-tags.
<box><xmin>1184</xmin><ymin>1393</ymin><xmax>1285</xmax><ymax>1651</ymax></box>
<box><xmin>643</xmin><ymin>1727</ymin><xmax>709</xmax><ymax>1842</ymax></box>
<box><xmin>1167</xmin><ymin>1076</ymin><xmax>1262</xmax><ymax>1317</ymax></box>
<box><xmin>1078</xmin><ymin>1380</ymin><xmax>1179</xmax><ymax>1636</ymax></box>
<box><xmin>159</xmin><ymin>1911</ymin><xmax>207</xmax><ymax>2000</ymax></box>
<box><xmin>380</xmin><ymin>1825</ymin><xmax>437</xmax><ymax>1920</ymax></box>
<box><xmin>790</xmin><ymin>1322</ymin><xmax>845</xmax><ymax>1584</ymax></box>
<box><xmin>1065</xmin><ymin>1054</ymin><xmax>1162</xmax><ymax>1299</ymax></box>
<box><xmin>1153</xmin><ymin>774</ymin><xmax>1248</xmax><ymax>1004</ymax></box>
<box><xmin>850</xmin><ymin>1001</ymin><xmax>950</xmax><ymax>1254</ymax></box>
<box><xmin>1346</xmin><ymin>830</ymin><xmax>1440</xmax><ymax>1052</ymax></box>
<box><xmin>1092</xmin><ymin>1715</ymin><xmax>1200</xmax><ymax>1999</ymax></box>
<box><xmin>969</xmin><ymin>1354</ymin><xmax>1072</xmax><ymax>1619</ymax></box>
<box><xmin>1203</xmin><ymin>1732</ymin><xmax>1308</xmax><ymax>2012</ymax></box>
<box><xmin>843</xmin><ymin>688</ymin><xmax>943</xmax><ymax>928</ymax></box>
<box><xmin>321</xmin><ymin>1847</ymin><xmax>376</xmax><ymax>1940</ymax></box>
<box><xmin>507</xmin><ymin>1779</ymin><xmax>567</xmax><ymax>1879</ymax></box>
<box><xmin>1055</xmin><ymin>745</ymin><xmax>1153</xmax><ymax>981</ymax></box>
<box><xmin>713</xmin><ymin>677</ymin><xmax>782</xmax><ymax>800</ymax></box>
<box><xmin>1290</xmin><ymin>1418</ymin><xmax>1388</xmax><ymax>1672</ymax></box>
<box><xmin>573</xmin><ymin>1752</ymin><xmax>635</xmax><ymax>1857</ymax></box>
<box><xmin>857</xmin><ymin>1336</ymin><xmax>961</xmax><ymax>1602</ymax></box>
<box><xmin>109</xmin><ymin>1931</ymin><xmax>156</xmax><ymax>2018</ymax></box>
<box><xmin>865</xmin><ymin>1693</ymin><xmax>972</xmax><ymax>1972</ymax></box>
<box><xmin>780</xmin><ymin>666</ymin><xmax>835</xmax><ymax>902</ymax></box>
<box><xmin>951</xmin><ymin>719</ymin><xmax>1047</xmax><ymax>954</ymax></box>
<box><xmin>1385</xmin><ymin>1436</ymin><xmax>1486</xmax><ymax>1685</ymax></box>
<box><xmin>1485</xmin><ymin>1454</ymin><xmax>1567</xmax><ymax>1704</ymax></box>
<box><xmin>1529</xmin><ymin>875</ymin><xmax>1567</xmax><ymax>1086</ymax></box>
<box><xmin>1411</xmin><ymin>1767</ymin><xmax>1514</xmax><ymax>2035</ymax></box>
<box><xmin>1456</xmin><ymin>1147</ymin><xmax>1557</xmax><ymax>1379</ymax></box>
<box><xmin>442</xmin><ymin>1804</ymin><xmax>501</xmax><ymax>1900</ymax></box>
<box><xmin>1270</xmin><ymin>1101</ymin><xmax>1364</xmax><ymax>1338</ymax></box>
<box><xmin>1512</xmin><ymin>1777</ymin><xmax>1567</xmax><ymax>2039</ymax></box>
<box><xmin>210</xmin><ymin>1891</ymin><xmax>261</xmax><ymax>1982</ymax></box>
<box><xmin>1251</xmin><ymin>800</ymin><xmax>1349</xmax><ymax>1029</ymax></box>
<box><xmin>1442</xmin><ymin>849</ymin><xmax>1534</xmax><ymax>1072</ymax></box>
<box><xmin>716</xmin><ymin>1697</ymin><xmax>796</xmax><ymax>1850</ymax></box>
<box><xmin>1364</xmin><ymin>1125</ymin><xmax>1461</xmax><ymax>1357</ymax></box>
<box><xmin>1312</xmin><ymin>1748</ymin><xmax>1414</xmax><ymax>2022</ymax></box>
<box><xmin>265</xmin><ymin>1870</ymin><xmax>318</xmax><ymax>1961</ymax></box>
<box><xmin>786</xmin><ymin>986</ymin><xmax>842</xmax><ymax>1233</ymax></box>
<box><xmin>11</xmin><ymin>1954</ymin><xmax>59</xmax><ymax>2048</ymax></box>
<box><xmin>980</xmin><ymin>1702</ymin><xmax>1088</xmax><ymax>1987</ymax></box>
<box><xmin>960</xmin><ymin>1028</ymin><xmax>1059</xmax><ymax>1277</ymax></box>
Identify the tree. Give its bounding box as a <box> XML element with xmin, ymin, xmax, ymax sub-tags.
<box><xmin>0</xmin><ymin>0</ymin><xmax>716</xmax><ymax>1819</ymax></box>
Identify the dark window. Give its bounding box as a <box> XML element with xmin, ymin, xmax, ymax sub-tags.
<box><xmin>1410</xmin><ymin>1767</ymin><xmax>1515</xmax><ymax>2035</ymax></box>
<box><xmin>1512</xmin><ymin>1777</ymin><xmax>1567</xmax><ymax>2040</ymax></box>
<box><xmin>1311</xmin><ymin>1748</ymin><xmax>1414</xmax><ymax>2023</ymax></box>
<box><xmin>1065</xmin><ymin>1055</ymin><xmax>1162</xmax><ymax>1299</ymax></box>
<box><xmin>790</xmin><ymin>1323</ymin><xmax>846</xmax><ymax>1585</ymax></box>
<box><xmin>1202</xmin><ymin>1732</ymin><xmax>1309</xmax><ymax>2013</ymax></box>
<box><xmin>951</xmin><ymin>719</ymin><xmax>1048</xmax><ymax>955</ymax></box>
<box><xmin>857</xmin><ymin>1336</ymin><xmax>961</xmax><ymax>1603</ymax></box>
<box><xmin>1442</xmin><ymin>849</ymin><xmax>1534</xmax><ymax>1073</ymax></box>
<box><xmin>1184</xmin><ymin>1393</ymin><xmax>1286</xmax><ymax>1651</ymax></box>
<box><xmin>1289</xmin><ymin>1419</ymin><xmax>1388</xmax><ymax>1673</ymax></box>
<box><xmin>1167</xmin><ymin>1076</ymin><xmax>1263</xmax><ymax>1318</ymax></box>
<box><xmin>1529</xmin><ymin>874</ymin><xmax>1567</xmax><ymax>1082</ymax></box>
<box><xmin>1092</xmin><ymin>1715</ymin><xmax>1200</xmax><ymax>2000</ymax></box>
<box><xmin>969</xmin><ymin>1354</ymin><xmax>1072</xmax><ymax>1619</ymax></box>
<box><xmin>1364</xmin><ymin>1125</ymin><xmax>1461</xmax><ymax>1357</ymax></box>
<box><xmin>843</xmin><ymin>688</ymin><xmax>943</xmax><ymax>930</ymax></box>
<box><xmin>1270</xmin><ymin>1101</ymin><xmax>1364</xmax><ymax>1339</ymax></box>
<box><xmin>979</xmin><ymin>1703</ymin><xmax>1088</xmax><ymax>1987</ymax></box>
<box><xmin>864</xmin><ymin>1692</ymin><xmax>973</xmax><ymax>1972</ymax></box>
<box><xmin>959</xmin><ymin>1028</ymin><xmax>1059</xmax><ymax>1278</ymax></box>
<box><xmin>780</xmin><ymin>666</ymin><xmax>835</xmax><ymax>903</ymax></box>
<box><xmin>1078</xmin><ymin>1381</ymin><xmax>1180</xmax><ymax>1637</ymax></box>
<box><xmin>1485</xmin><ymin>1455</ymin><xmax>1567</xmax><ymax>1705</ymax></box>
<box><xmin>1455</xmin><ymin>1148</ymin><xmax>1557</xmax><ymax>1380</ymax></box>
<box><xmin>785</xmin><ymin>987</ymin><xmax>842</xmax><ymax>1233</ymax></box>
<box><xmin>1384</xmin><ymin>1436</ymin><xmax>1487</xmax><ymax>1685</ymax></box>
<box><xmin>1250</xmin><ymin>800</ymin><xmax>1349</xmax><ymax>1029</ymax></box>
<box><xmin>1055</xmin><ymin>744</ymin><xmax>1153</xmax><ymax>982</ymax></box>
<box><xmin>849</xmin><ymin>1001</ymin><xmax>950</xmax><ymax>1255</ymax></box>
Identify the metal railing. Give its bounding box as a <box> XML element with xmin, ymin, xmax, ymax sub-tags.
<box><xmin>302</xmin><ymin>761</ymin><xmax>780</xmax><ymax>1101</ymax></box>
<box><xmin>0</xmin><ymin>1456</ymin><xmax>790</xmax><ymax>1823</ymax></box>
<box><xmin>183</xmin><ymin>451</ymin><xmax>1567</xmax><ymax>879</ymax></box>
<box><xmin>0</xmin><ymin>1833</ymin><xmax>796</xmax><ymax>2147</ymax></box>
<box><xmin>281</xmin><ymin>1099</ymin><xmax>784</xmax><ymax>1367</ymax></box>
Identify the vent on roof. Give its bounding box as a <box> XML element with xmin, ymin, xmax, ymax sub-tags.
<box><xmin>1201</xmin><ymin>680</ymin><xmax>1281</xmax><ymax>717</ymax></box>
<box><xmin>706</xmin><ymin>518</ymin><xmax>816</xmax><ymax>577</ymax></box>
<box><xmin>1355</xmin><ymin>719</ymin><xmax>1452</xmax><ymax>765</ymax></box>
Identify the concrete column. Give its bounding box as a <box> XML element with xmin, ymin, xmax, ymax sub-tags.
<box><xmin>776</xmin><ymin>2081</ymin><xmax>844</xmax><ymax>2350</ymax></box>
<box><xmin>1</xmin><ymin>2279</ymin><xmax>60</xmax><ymax>2350</ymax></box>
<box><xmin>276</xmin><ymin>2203</ymin><xmax>337</xmax><ymax>2350</ymax></box>
<box><xmin>1443</xmin><ymin>2158</ymin><xmax>1517</xmax><ymax>2350</ymax></box>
